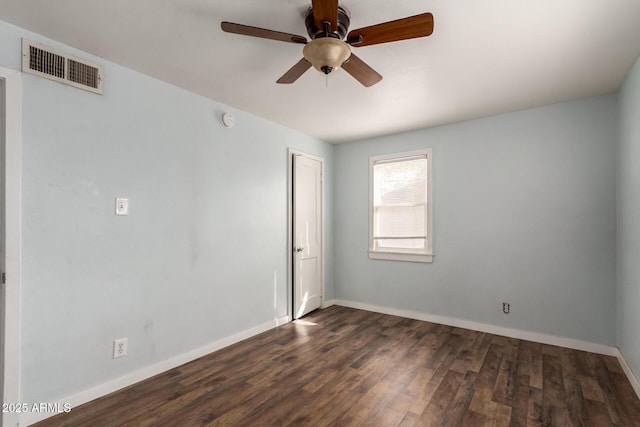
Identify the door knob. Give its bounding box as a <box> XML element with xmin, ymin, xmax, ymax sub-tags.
<box><xmin>294</xmin><ymin>246</ymin><xmax>304</xmax><ymax>253</ymax></box>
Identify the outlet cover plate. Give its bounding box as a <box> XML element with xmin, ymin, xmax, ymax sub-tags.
<box><xmin>113</xmin><ymin>338</ymin><xmax>128</xmax><ymax>358</ymax></box>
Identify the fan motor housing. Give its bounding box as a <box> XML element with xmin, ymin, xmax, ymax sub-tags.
<box><xmin>305</xmin><ymin>6</ymin><xmax>351</xmax><ymax>40</ymax></box>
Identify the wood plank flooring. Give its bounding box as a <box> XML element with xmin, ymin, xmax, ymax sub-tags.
<box><xmin>34</xmin><ymin>306</ymin><xmax>640</xmax><ymax>426</ymax></box>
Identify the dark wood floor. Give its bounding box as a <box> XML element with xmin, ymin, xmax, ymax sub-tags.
<box><xmin>35</xmin><ymin>306</ymin><xmax>640</xmax><ymax>426</ymax></box>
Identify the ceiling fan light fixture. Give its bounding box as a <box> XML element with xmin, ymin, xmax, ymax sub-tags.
<box><xmin>303</xmin><ymin>38</ymin><xmax>351</xmax><ymax>75</ymax></box>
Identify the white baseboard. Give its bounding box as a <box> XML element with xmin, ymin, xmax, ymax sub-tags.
<box><xmin>21</xmin><ymin>315</ymin><xmax>290</xmax><ymax>426</ymax></box>
<box><xmin>321</xmin><ymin>298</ymin><xmax>336</xmax><ymax>309</ymax></box>
<box><xmin>615</xmin><ymin>348</ymin><xmax>640</xmax><ymax>399</ymax></box>
<box><xmin>333</xmin><ymin>300</ymin><xmax>618</xmax><ymax>356</ymax></box>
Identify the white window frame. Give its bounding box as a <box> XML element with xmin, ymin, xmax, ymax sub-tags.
<box><xmin>369</xmin><ymin>149</ymin><xmax>433</xmax><ymax>263</ymax></box>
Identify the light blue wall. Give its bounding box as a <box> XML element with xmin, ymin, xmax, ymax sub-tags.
<box><xmin>618</xmin><ymin>55</ymin><xmax>640</xmax><ymax>379</ymax></box>
<box><xmin>335</xmin><ymin>95</ymin><xmax>618</xmax><ymax>345</ymax></box>
<box><xmin>0</xmin><ymin>20</ymin><xmax>334</xmax><ymax>403</ymax></box>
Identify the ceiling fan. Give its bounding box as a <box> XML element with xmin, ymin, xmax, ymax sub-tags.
<box><xmin>221</xmin><ymin>0</ymin><xmax>434</xmax><ymax>87</ymax></box>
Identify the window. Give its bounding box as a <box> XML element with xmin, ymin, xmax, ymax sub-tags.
<box><xmin>369</xmin><ymin>149</ymin><xmax>433</xmax><ymax>263</ymax></box>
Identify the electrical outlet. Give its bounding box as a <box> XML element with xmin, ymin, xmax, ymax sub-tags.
<box><xmin>503</xmin><ymin>302</ymin><xmax>510</xmax><ymax>314</ymax></box>
<box><xmin>113</xmin><ymin>338</ymin><xmax>128</xmax><ymax>358</ymax></box>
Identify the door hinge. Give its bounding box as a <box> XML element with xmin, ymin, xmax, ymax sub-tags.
<box><xmin>1</xmin><ymin>272</ymin><xmax>5</xmax><ymax>284</ymax></box>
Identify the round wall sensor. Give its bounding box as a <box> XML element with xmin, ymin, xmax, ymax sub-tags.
<box><xmin>222</xmin><ymin>113</ymin><xmax>235</xmax><ymax>128</ymax></box>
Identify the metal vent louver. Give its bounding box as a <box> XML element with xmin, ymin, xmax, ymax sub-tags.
<box><xmin>22</xmin><ymin>39</ymin><xmax>103</xmax><ymax>94</ymax></box>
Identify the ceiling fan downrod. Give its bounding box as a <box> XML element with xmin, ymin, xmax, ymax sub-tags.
<box><xmin>305</xmin><ymin>6</ymin><xmax>351</xmax><ymax>41</ymax></box>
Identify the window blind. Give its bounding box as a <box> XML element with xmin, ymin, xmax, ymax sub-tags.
<box><xmin>372</xmin><ymin>156</ymin><xmax>427</xmax><ymax>250</ymax></box>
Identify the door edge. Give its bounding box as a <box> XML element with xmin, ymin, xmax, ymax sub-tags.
<box><xmin>0</xmin><ymin>66</ymin><xmax>23</xmax><ymax>427</ymax></box>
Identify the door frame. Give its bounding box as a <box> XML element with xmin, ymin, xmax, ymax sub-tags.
<box><xmin>1</xmin><ymin>66</ymin><xmax>22</xmax><ymax>427</ymax></box>
<box><xmin>287</xmin><ymin>149</ymin><xmax>325</xmax><ymax>321</ymax></box>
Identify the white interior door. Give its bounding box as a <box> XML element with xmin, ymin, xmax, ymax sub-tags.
<box><xmin>293</xmin><ymin>154</ymin><xmax>323</xmax><ymax>319</ymax></box>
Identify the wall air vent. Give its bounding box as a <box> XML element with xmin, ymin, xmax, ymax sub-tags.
<box><xmin>21</xmin><ymin>39</ymin><xmax>104</xmax><ymax>94</ymax></box>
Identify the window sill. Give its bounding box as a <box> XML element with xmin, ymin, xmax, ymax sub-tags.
<box><xmin>368</xmin><ymin>251</ymin><xmax>433</xmax><ymax>263</ymax></box>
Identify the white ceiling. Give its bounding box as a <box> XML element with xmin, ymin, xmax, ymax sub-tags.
<box><xmin>1</xmin><ymin>1</ymin><xmax>640</xmax><ymax>143</ymax></box>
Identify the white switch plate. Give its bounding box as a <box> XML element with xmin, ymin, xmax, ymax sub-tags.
<box><xmin>113</xmin><ymin>338</ymin><xmax>128</xmax><ymax>358</ymax></box>
<box><xmin>115</xmin><ymin>198</ymin><xmax>129</xmax><ymax>216</ymax></box>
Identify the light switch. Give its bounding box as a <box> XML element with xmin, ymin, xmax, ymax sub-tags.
<box><xmin>115</xmin><ymin>198</ymin><xmax>129</xmax><ymax>216</ymax></box>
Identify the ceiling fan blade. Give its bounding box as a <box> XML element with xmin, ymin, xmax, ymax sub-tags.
<box><xmin>311</xmin><ymin>0</ymin><xmax>339</xmax><ymax>31</ymax></box>
<box><xmin>341</xmin><ymin>53</ymin><xmax>382</xmax><ymax>87</ymax></box>
<box><xmin>277</xmin><ymin>58</ymin><xmax>312</xmax><ymax>84</ymax></box>
<box><xmin>221</xmin><ymin>22</ymin><xmax>307</xmax><ymax>44</ymax></box>
<box><xmin>347</xmin><ymin>13</ymin><xmax>434</xmax><ymax>47</ymax></box>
